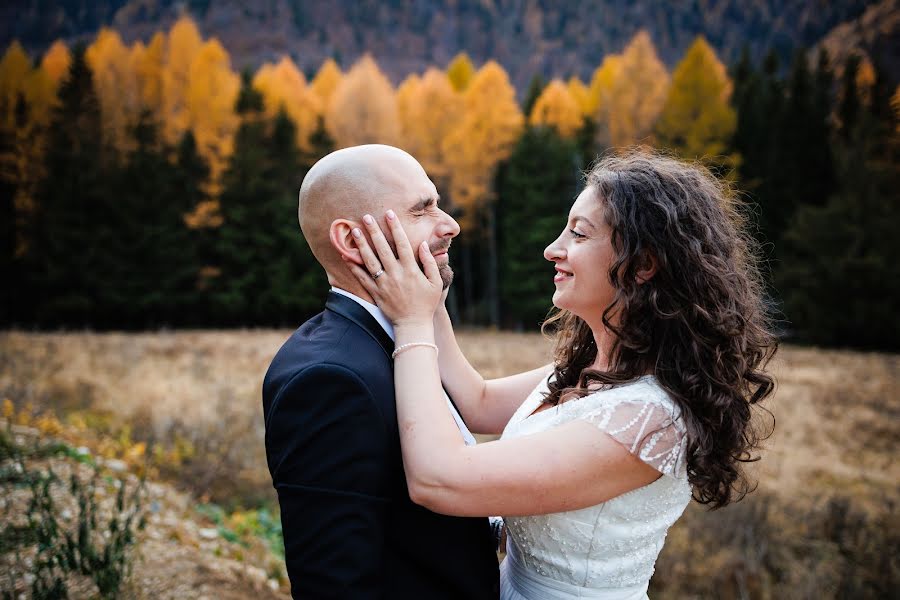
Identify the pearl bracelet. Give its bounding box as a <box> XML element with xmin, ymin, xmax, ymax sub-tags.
<box><xmin>391</xmin><ymin>342</ymin><xmax>439</xmax><ymax>359</ymax></box>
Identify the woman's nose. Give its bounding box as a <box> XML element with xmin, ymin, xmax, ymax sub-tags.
<box><xmin>544</xmin><ymin>237</ymin><xmax>565</xmax><ymax>262</ymax></box>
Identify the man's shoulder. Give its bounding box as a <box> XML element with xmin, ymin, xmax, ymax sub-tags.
<box><xmin>264</xmin><ymin>309</ymin><xmax>392</xmax><ymax>401</ymax></box>
<box><xmin>276</xmin><ymin>309</ymin><xmax>389</xmax><ymax>366</ymax></box>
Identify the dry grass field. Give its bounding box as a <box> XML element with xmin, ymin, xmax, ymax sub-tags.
<box><xmin>1</xmin><ymin>329</ymin><xmax>897</xmax><ymax>598</ymax></box>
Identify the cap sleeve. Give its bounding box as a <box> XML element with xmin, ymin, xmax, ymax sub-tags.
<box><xmin>574</xmin><ymin>383</ymin><xmax>687</xmax><ymax>479</ymax></box>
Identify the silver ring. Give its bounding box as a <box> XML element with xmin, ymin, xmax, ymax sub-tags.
<box><xmin>372</xmin><ymin>269</ymin><xmax>384</xmax><ymax>279</ymax></box>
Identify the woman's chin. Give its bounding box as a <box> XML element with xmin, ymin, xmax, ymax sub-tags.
<box><xmin>551</xmin><ymin>294</ymin><xmax>589</xmax><ymax>320</ymax></box>
<box><xmin>551</xmin><ymin>291</ymin><xmax>570</xmax><ymax>311</ymax></box>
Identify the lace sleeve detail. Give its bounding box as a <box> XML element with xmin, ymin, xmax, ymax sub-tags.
<box><xmin>575</xmin><ymin>385</ymin><xmax>687</xmax><ymax>479</ymax></box>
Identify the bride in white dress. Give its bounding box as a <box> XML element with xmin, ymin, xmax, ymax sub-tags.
<box><xmin>346</xmin><ymin>150</ymin><xmax>777</xmax><ymax>598</ymax></box>
<box><xmin>498</xmin><ymin>374</ymin><xmax>691</xmax><ymax>599</ymax></box>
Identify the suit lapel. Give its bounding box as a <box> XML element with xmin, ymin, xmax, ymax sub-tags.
<box><xmin>325</xmin><ymin>291</ymin><xmax>394</xmax><ymax>359</ymax></box>
<box><xmin>325</xmin><ymin>291</ymin><xmax>472</xmax><ymax>429</ymax></box>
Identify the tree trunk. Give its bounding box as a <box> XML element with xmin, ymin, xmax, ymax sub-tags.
<box><xmin>446</xmin><ymin>284</ymin><xmax>460</xmax><ymax>324</ymax></box>
<box><xmin>486</xmin><ymin>202</ymin><xmax>500</xmax><ymax>328</ymax></box>
<box><xmin>462</xmin><ymin>239</ymin><xmax>474</xmax><ymax>324</ymax></box>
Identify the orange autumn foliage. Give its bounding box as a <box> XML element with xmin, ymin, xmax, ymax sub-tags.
<box><xmin>326</xmin><ymin>54</ymin><xmax>399</xmax><ymax>148</ymax></box>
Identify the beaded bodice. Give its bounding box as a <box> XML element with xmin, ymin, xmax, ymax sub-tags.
<box><xmin>501</xmin><ymin>375</ymin><xmax>691</xmax><ymax>591</ymax></box>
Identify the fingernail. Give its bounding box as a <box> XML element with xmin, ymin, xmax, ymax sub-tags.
<box><xmin>352</xmin><ymin>228</ymin><xmax>362</xmax><ymax>238</ymax></box>
<box><xmin>363</xmin><ymin>214</ymin><xmax>374</xmax><ymax>225</ymax></box>
<box><xmin>386</xmin><ymin>209</ymin><xmax>395</xmax><ymax>220</ymax></box>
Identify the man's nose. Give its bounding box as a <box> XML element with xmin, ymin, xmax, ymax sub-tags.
<box><xmin>438</xmin><ymin>210</ymin><xmax>461</xmax><ymax>238</ymax></box>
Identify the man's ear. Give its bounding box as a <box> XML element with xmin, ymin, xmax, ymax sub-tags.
<box><xmin>329</xmin><ymin>218</ymin><xmax>364</xmax><ymax>265</ymax></box>
<box><xmin>635</xmin><ymin>250</ymin><xmax>658</xmax><ymax>284</ymax></box>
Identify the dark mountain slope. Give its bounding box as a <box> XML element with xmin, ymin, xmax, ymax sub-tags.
<box><xmin>4</xmin><ymin>0</ymin><xmax>880</xmax><ymax>88</ymax></box>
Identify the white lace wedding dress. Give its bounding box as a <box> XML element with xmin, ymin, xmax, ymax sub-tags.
<box><xmin>499</xmin><ymin>374</ymin><xmax>692</xmax><ymax>599</ymax></box>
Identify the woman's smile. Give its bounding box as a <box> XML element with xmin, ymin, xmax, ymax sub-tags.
<box><xmin>554</xmin><ymin>267</ymin><xmax>574</xmax><ymax>283</ymax></box>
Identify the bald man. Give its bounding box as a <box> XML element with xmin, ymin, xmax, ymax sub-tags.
<box><xmin>262</xmin><ymin>146</ymin><xmax>500</xmax><ymax>599</ymax></box>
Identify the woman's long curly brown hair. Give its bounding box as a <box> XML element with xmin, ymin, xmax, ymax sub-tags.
<box><xmin>542</xmin><ymin>150</ymin><xmax>777</xmax><ymax>509</ymax></box>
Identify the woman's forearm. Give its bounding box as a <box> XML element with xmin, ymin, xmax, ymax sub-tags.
<box><xmin>433</xmin><ymin>305</ymin><xmax>489</xmax><ymax>429</ymax></box>
<box><xmin>393</xmin><ymin>321</ymin><xmax>469</xmax><ymax>496</ymax></box>
<box><xmin>434</xmin><ymin>304</ymin><xmax>554</xmax><ymax>434</ymax></box>
<box><xmin>392</xmin><ymin>329</ymin><xmax>660</xmax><ymax>517</ymax></box>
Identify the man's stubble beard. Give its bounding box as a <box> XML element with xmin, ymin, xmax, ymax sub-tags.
<box><xmin>429</xmin><ymin>240</ymin><xmax>454</xmax><ymax>290</ymax></box>
<box><xmin>439</xmin><ymin>264</ymin><xmax>454</xmax><ymax>290</ymax></box>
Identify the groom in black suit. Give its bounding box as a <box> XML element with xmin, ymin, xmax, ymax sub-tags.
<box><xmin>263</xmin><ymin>145</ymin><xmax>499</xmax><ymax>598</ymax></box>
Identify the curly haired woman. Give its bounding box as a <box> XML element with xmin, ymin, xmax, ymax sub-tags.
<box><xmin>346</xmin><ymin>150</ymin><xmax>778</xmax><ymax>599</ymax></box>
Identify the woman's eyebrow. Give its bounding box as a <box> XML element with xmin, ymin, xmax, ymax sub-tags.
<box><xmin>572</xmin><ymin>215</ymin><xmax>595</xmax><ymax>229</ymax></box>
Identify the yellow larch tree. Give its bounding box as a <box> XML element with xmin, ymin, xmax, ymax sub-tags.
<box><xmin>40</xmin><ymin>40</ymin><xmax>71</xmax><ymax>86</ymax></box>
<box><xmin>396</xmin><ymin>68</ymin><xmax>463</xmax><ymax>186</ymax></box>
<box><xmin>395</xmin><ymin>73</ymin><xmax>421</xmax><ymax>142</ymax></box>
<box><xmin>607</xmin><ymin>31</ymin><xmax>669</xmax><ymax>148</ymax></box>
<box><xmin>253</xmin><ymin>56</ymin><xmax>323</xmax><ymax>153</ymax></box>
<box><xmin>186</xmin><ymin>38</ymin><xmax>239</xmax><ymax>203</ymax></box>
<box><xmin>17</xmin><ymin>66</ymin><xmax>56</xmax><ymax>225</ymax></box>
<box><xmin>587</xmin><ymin>54</ymin><xmax>623</xmax><ymax>146</ymax></box>
<box><xmin>655</xmin><ymin>36</ymin><xmax>737</xmax><ymax>168</ymax></box>
<box><xmin>133</xmin><ymin>31</ymin><xmax>166</xmax><ymax>121</ymax></box>
<box><xmin>0</xmin><ymin>43</ymin><xmax>55</xmax><ymax>147</ymax></box>
<box><xmin>21</xmin><ymin>64</ymin><xmax>56</xmax><ymax>131</ymax></box>
<box><xmin>0</xmin><ymin>42</ymin><xmax>57</xmax><ymax>250</ymax></box>
<box><xmin>310</xmin><ymin>58</ymin><xmax>342</xmax><ymax>104</ymax></box>
<box><xmin>856</xmin><ymin>57</ymin><xmax>876</xmax><ymax>107</ymax></box>
<box><xmin>443</xmin><ymin>60</ymin><xmax>522</xmax><ymax>327</ymax></box>
<box><xmin>129</xmin><ymin>41</ymin><xmax>147</xmax><ymax>101</ymax></box>
<box><xmin>161</xmin><ymin>15</ymin><xmax>203</xmax><ymax>147</ymax></box>
<box><xmin>566</xmin><ymin>76</ymin><xmax>591</xmax><ymax>116</ymax></box>
<box><xmin>446</xmin><ymin>52</ymin><xmax>475</xmax><ymax>92</ymax></box>
<box><xmin>86</xmin><ymin>28</ymin><xmax>142</xmax><ymax>155</ymax></box>
<box><xmin>443</xmin><ymin>60</ymin><xmax>523</xmax><ymax>218</ymax></box>
<box><xmin>0</xmin><ymin>41</ymin><xmax>55</xmax><ymax>139</ymax></box>
<box><xmin>529</xmin><ymin>79</ymin><xmax>583</xmax><ymax>139</ymax></box>
<box><xmin>326</xmin><ymin>54</ymin><xmax>399</xmax><ymax>148</ymax></box>
<box><xmin>0</xmin><ymin>42</ymin><xmax>32</xmax><ymax>130</ymax></box>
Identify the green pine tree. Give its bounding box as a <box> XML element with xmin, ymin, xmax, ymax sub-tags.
<box><xmin>265</xmin><ymin>109</ymin><xmax>328</xmax><ymax>323</ymax></box>
<box><xmin>765</xmin><ymin>50</ymin><xmax>835</xmax><ymax>250</ymax></box>
<box><xmin>838</xmin><ymin>55</ymin><xmax>862</xmax><ymax>140</ymax></box>
<box><xmin>95</xmin><ymin>113</ymin><xmax>201</xmax><ymax>327</ymax></box>
<box><xmin>173</xmin><ymin>129</ymin><xmax>213</xmax><ymax>324</ymax></box>
<box><xmin>522</xmin><ymin>74</ymin><xmax>546</xmax><ymax>118</ymax></box>
<box><xmin>497</xmin><ymin>125</ymin><xmax>580</xmax><ymax>329</ymax></box>
<box><xmin>777</xmin><ymin>57</ymin><xmax>900</xmax><ymax>350</ymax></box>
<box><xmin>731</xmin><ymin>48</ymin><xmax>784</xmax><ymax>246</ymax></box>
<box><xmin>575</xmin><ymin>115</ymin><xmax>598</xmax><ymax>169</ymax></box>
<box><xmin>303</xmin><ymin>115</ymin><xmax>334</xmax><ymax>170</ymax></box>
<box><xmin>28</xmin><ymin>47</ymin><xmax>107</xmax><ymax>326</ymax></box>
<box><xmin>213</xmin><ymin>74</ymin><xmax>273</xmax><ymax>322</ymax></box>
<box><xmin>214</xmin><ymin>75</ymin><xmax>325</xmax><ymax>325</ymax></box>
<box><xmin>0</xmin><ymin>94</ymin><xmax>20</xmax><ymax>324</ymax></box>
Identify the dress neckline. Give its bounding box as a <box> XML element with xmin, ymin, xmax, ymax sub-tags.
<box><xmin>519</xmin><ymin>374</ymin><xmax>657</xmax><ymax>423</ymax></box>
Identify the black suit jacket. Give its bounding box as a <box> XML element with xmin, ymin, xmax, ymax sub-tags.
<box><xmin>263</xmin><ymin>291</ymin><xmax>500</xmax><ymax>599</ymax></box>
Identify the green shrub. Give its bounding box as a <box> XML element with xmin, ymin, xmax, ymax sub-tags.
<box><xmin>0</xmin><ymin>428</ymin><xmax>146</xmax><ymax>599</ymax></box>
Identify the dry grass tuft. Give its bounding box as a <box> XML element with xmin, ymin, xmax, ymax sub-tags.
<box><xmin>1</xmin><ymin>329</ymin><xmax>897</xmax><ymax>597</ymax></box>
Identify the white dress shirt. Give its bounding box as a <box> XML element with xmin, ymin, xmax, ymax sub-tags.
<box><xmin>330</xmin><ymin>287</ymin><xmax>477</xmax><ymax>446</ymax></box>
